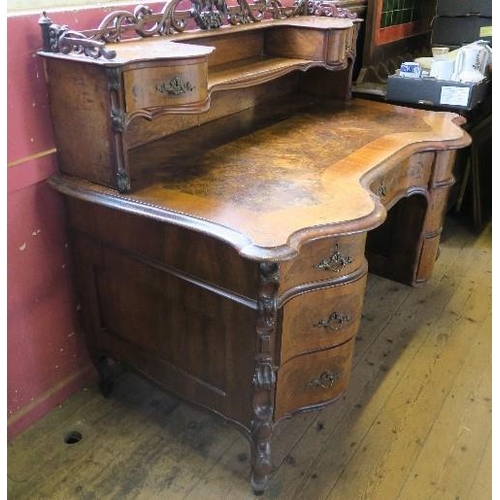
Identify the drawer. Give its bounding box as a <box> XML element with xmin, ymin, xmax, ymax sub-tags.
<box><xmin>280</xmin><ymin>272</ymin><xmax>367</xmax><ymax>362</ymax></box>
<box><xmin>371</xmin><ymin>152</ymin><xmax>434</xmax><ymax>207</ymax></box>
<box><xmin>275</xmin><ymin>339</ymin><xmax>354</xmax><ymax>420</ymax></box>
<box><xmin>123</xmin><ymin>59</ymin><xmax>209</xmax><ymax>113</ymax></box>
<box><xmin>280</xmin><ymin>233</ymin><xmax>366</xmax><ymax>292</ymax></box>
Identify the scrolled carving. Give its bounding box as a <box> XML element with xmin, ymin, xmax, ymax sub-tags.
<box><xmin>249</xmin><ymin>261</ymin><xmax>280</xmax><ymax>494</ymax></box>
<box><xmin>307</xmin><ymin>0</ymin><xmax>358</xmax><ymax>18</ymax></box>
<box><xmin>266</xmin><ymin>0</ymin><xmax>308</xmax><ymax>19</ymax></box>
<box><xmin>190</xmin><ymin>0</ymin><xmax>229</xmax><ymax>30</ymax></box>
<box><xmin>110</xmin><ymin>108</ymin><xmax>125</xmax><ymax>132</ymax></box>
<box><xmin>252</xmin><ymin>361</ymin><xmax>276</xmax><ymax>390</ymax></box>
<box><xmin>96</xmin><ymin>9</ymin><xmax>143</xmax><ymax>43</ymax></box>
<box><xmin>97</xmin><ymin>3</ymin><xmax>186</xmax><ymax>40</ymax></box>
<box><xmin>257</xmin><ymin>263</ymin><xmax>279</xmax><ymax>328</ymax></box>
<box><xmin>259</xmin><ymin>294</ymin><xmax>277</xmax><ymax>328</ymax></box>
<box><xmin>229</xmin><ymin>0</ymin><xmax>266</xmax><ymax>24</ymax></box>
<box><xmin>38</xmin><ymin>12</ymin><xmax>116</xmax><ymax>60</ymax></box>
<box><xmin>106</xmin><ymin>67</ymin><xmax>130</xmax><ymax>192</ymax></box>
<box><xmin>376</xmin><ymin>180</ymin><xmax>387</xmax><ymax>199</ymax></box>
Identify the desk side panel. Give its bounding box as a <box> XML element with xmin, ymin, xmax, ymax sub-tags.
<box><xmin>65</xmin><ymin>198</ymin><xmax>261</xmax><ymax>297</ymax></box>
<box><xmin>65</xmin><ymin>198</ymin><xmax>260</xmax><ymax>427</ymax></box>
<box><xmin>45</xmin><ymin>60</ymin><xmax>116</xmax><ymax>187</ymax></box>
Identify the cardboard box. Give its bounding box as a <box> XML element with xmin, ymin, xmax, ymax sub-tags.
<box><xmin>386</xmin><ymin>74</ymin><xmax>489</xmax><ymax>110</ymax></box>
<box><xmin>436</xmin><ymin>0</ymin><xmax>492</xmax><ymax>17</ymax></box>
<box><xmin>432</xmin><ymin>16</ymin><xmax>492</xmax><ymax>47</ymax></box>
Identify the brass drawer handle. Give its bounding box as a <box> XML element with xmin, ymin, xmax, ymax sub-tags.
<box><xmin>307</xmin><ymin>370</ymin><xmax>342</xmax><ymax>389</ymax></box>
<box><xmin>313</xmin><ymin>311</ymin><xmax>351</xmax><ymax>332</ymax></box>
<box><xmin>313</xmin><ymin>244</ymin><xmax>353</xmax><ymax>272</ymax></box>
<box><xmin>156</xmin><ymin>77</ymin><xmax>194</xmax><ymax>96</ymax></box>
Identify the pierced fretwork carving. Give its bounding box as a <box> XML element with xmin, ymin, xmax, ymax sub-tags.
<box><xmin>307</xmin><ymin>0</ymin><xmax>357</xmax><ymax>19</ymax></box>
<box><xmin>38</xmin><ymin>12</ymin><xmax>117</xmax><ymax>60</ymax></box>
<box><xmin>39</xmin><ymin>0</ymin><xmax>355</xmax><ymax>59</ymax></box>
<box><xmin>190</xmin><ymin>0</ymin><xmax>229</xmax><ymax>29</ymax></box>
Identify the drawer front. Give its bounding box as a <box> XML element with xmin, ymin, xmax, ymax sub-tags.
<box><xmin>280</xmin><ymin>233</ymin><xmax>366</xmax><ymax>291</ymax></box>
<box><xmin>275</xmin><ymin>339</ymin><xmax>354</xmax><ymax>420</ymax></box>
<box><xmin>281</xmin><ymin>272</ymin><xmax>367</xmax><ymax>362</ymax></box>
<box><xmin>371</xmin><ymin>152</ymin><xmax>434</xmax><ymax>207</ymax></box>
<box><xmin>124</xmin><ymin>60</ymin><xmax>208</xmax><ymax>113</ymax></box>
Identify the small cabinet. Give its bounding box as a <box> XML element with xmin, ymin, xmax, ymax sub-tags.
<box><xmin>38</xmin><ymin>13</ymin><xmax>358</xmax><ymax>193</ymax></box>
<box><xmin>123</xmin><ymin>59</ymin><xmax>210</xmax><ymax>112</ymax></box>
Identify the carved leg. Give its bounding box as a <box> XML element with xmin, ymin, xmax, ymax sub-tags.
<box><xmin>250</xmin><ymin>421</ymin><xmax>273</xmax><ymax>495</ymax></box>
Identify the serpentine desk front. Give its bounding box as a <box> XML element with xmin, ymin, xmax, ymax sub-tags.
<box><xmin>39</xmin><ymin>6</ymin><xmax>470</xmax><ymax>494</ymax></box>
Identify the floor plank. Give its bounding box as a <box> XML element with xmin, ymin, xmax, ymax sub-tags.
<box><xmin>7</xmin><ymin>216</ymin><xmax>492</xmax><ymax>500</ymax></box>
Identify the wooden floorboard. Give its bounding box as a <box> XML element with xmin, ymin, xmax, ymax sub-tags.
<box><xmin>7</xmin><ymin>215</ymin><xmax>492</xmax><ymax>500</ymax></box>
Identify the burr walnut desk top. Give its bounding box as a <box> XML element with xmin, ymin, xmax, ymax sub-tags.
<box><xmin>49</xmin><ymin>97</ymin><xmax>468</xmax><ymax>261</ymax></box>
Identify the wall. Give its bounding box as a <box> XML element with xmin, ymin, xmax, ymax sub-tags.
<box><xmin>6</xmin><ymin>6</ymin><xmax>131</xmax><ymax>440</ymax></box>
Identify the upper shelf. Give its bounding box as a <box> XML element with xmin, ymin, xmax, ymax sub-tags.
<box><xmin>208</xmin><ymin>55</ymin><xmax>319</xmax><ymax>91</ymax></box>
<box><xmin>38</xmin><ymin>16</ymin><xmax>356</xmax><ymax>65</ymax></box>
<box><xmin>37</xmin><ymin>0</ymin><xmax>358</xmax><ymax>62</ymax></box>
<box><xmin>37</xmin><ymin>0</ymin><xmax>362</xmax><ymax>192</ymax></box>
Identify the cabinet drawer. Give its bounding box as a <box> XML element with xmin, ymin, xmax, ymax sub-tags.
<box><xmin>280</xmin><ymin>272</ymin><xmax>366</xmax><ymax>362</ymax></box>
<box><xmin>280</xmin><ymin>233</ymin><xmax>366</xmax><ymax>291</ymax></box>
<box><xmin>124</xmin><ymin>60</ymin><xmax>208</xmax><ymax>113</ymax></box>
<box><xmin>275</xmin><ymin>339</ymin><xmax>354</xmax><ymax>420</ymax></box>
<box><xmin>371</xmin><ymin>152</ymin><xmax>434</xmax><ymax>207</ymax></box>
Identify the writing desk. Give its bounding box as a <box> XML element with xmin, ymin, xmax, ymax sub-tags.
<box><xmin>39</xmin><ymin>4</ymin><xmax>470</xmax><ymax>493</ymax></box>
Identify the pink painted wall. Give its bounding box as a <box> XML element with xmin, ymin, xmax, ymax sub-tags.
<box><xmin>6</xmin><ymin>8</ymin><xmax>131</xmax><ymax>440</ymax></box>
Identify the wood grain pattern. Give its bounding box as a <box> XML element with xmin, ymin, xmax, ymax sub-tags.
<box><xmin>280</xmin><ymin>272</ymin><xmax>367</xmax><ymax>362</ymax></box>
<box><xmin>7</xmin><ymin>216</ymin><xmax>491</xmax><ymax>500</ymax></box>
<box><xmin>275</xmin><ymin>339</ymin><xmax>355</xmax><ymax>419</ymax></box>
<box><xmin>51</xmin><ymin>98</ymin><xmax>469</xmax><ymax>259</ymax></box>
